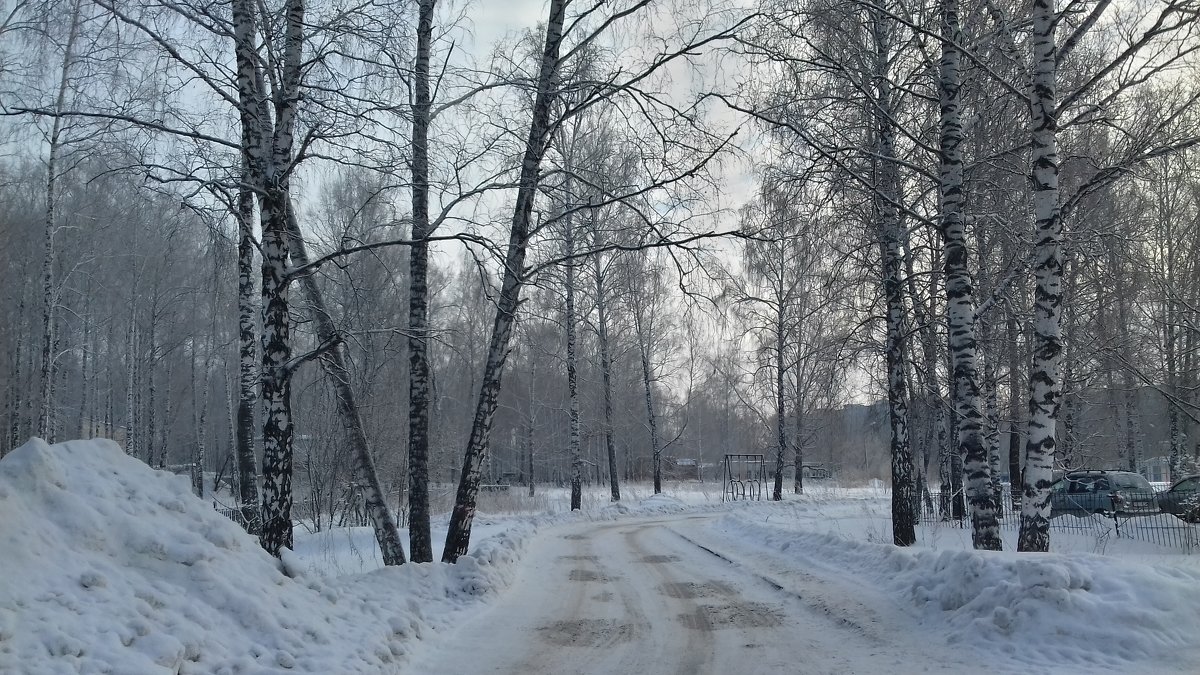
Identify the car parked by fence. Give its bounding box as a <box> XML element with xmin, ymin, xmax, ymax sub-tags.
<box><xmin>1159</xmin><ymin>475</ymin><xmax>1200</xmax><ymax>522</ymax></box>
<box><xmin>1049</xmin><ymin>470</ymin><xmax>1159</xmax><ymax>517</ymax></box>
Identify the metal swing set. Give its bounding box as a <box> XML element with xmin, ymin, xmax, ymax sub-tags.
<box><xmin>721</xmin><ymin>453</ymin><xmax>766</xmax><ymax>502</ymax></box>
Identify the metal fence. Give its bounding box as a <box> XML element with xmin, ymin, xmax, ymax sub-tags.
<box><xmin>215</xmin><ymin>503</ymin><xmax>255</xmax><ymax>530</ymax></box>
<box><xmin>919</xmin><ymin>490</ymin><xmax>1200</xmax><ymax>552</ymax></box>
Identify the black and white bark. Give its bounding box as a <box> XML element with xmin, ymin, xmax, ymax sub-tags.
<box><xmin>872</xmin><ymin>5</ymin><xmax>916</xmax><ymax>547</ymax></box>
<box><xmin>441</xmin><ymin>0</ymin><xmax>567</xmax><ymax>563</ymax></box>
<box><xmin>254</xmin><ymin>0</ymin><xmax>304</xmax><ymax>559</ymax></box>
<box><xmin>235</xmin><ymin>174</ymin><xmax>260</xmax><ymax>532</ymax></box>
<box><xmin>286</xmin><ymin>209</ymin><xmax>407</xmax><ymax>565</ymax></box>
<box><xmin>984</xmin><ymin>352</ymin><xmax>1003</xmax><ymax>508</ymax></box>
<box><xmin>1017</xmin><ymin>0</ymin><xmax>1062</xmax><ymax>553</ymax></box>
<box><xmin>406</xmin><ymin>0</ymin><xmax>436</xmax><ymax>563</ymax></box>
<box><xmin>232</xmin><ymin>0</ymin><xmax>265</xmax><ymax>535</ymax></box>
<box><xmin>562</xmin><ymin>194</ymin><xmax>583</xmax><ymax>511</ymax></box>
<box><xmin>938</xmin><ymin>0</ymin><xmax>1000</xmax><ymax>550</ymax></box>
<box><xmin>546</xmin><ymin>90</ymin><xmax>593</xmax><ymax>511</ymax></box>
<box><xmin>257</xmin><ymin>200</ymin><xmax>294</xmax><ymax>556</ymax></box>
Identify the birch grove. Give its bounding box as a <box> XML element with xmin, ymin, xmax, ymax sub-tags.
<box><xmin>0</xmin><ymin>0</ymin><xmax>1197</xmax><ymax>566</ymax></box>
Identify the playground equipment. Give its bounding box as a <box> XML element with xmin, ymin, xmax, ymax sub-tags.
<box><xmin>722</xmin><ymin>453</ymin><xmax>766</xmax><ymax>502</ymax></box>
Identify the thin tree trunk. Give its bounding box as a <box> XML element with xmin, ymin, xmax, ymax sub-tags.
<box><xmin>1018</xmin><ymin>0</ymin><xmax>1063</xmax><ymax>553</ymax></box>
<box><xmin>160</xmin><ymin>352</ymin><xmax>172</xmax><ymax>468</ymax></box>
<box><xmin>638</xmin><ymin>320</ymin><xmax>664</xmax><ymax>495</ymax></box>
<box><xmin>1007</xmin><ymin>308</ymin><xmax>1022</xmax><ymax>510</ymax></box>
<box><xmin>793</xmin><ymin>401</ymin><xmax>804</xmax><ymax>495</ymax></box>
<box><xmin>7</xmin><ymin>292</ymin><xmax>26</xmax><ymax>454</ymax></box>
<box><xmin>104</xmin><ymin>319</ymin><xmax>114</xmax><ymax>439</ymax></box>
<box><xmin>594</xmin><ymin>254</ymin><xmax>621</xmax><ymax>501</ymax></box>
<box><xmin>526</xmin><ymin>354</ymin><xmax>536</xmax><ymax>497</ymax></box>
<box><xmin>194</xmin><ymin>258</ymin><xmax>219</xmax><ymax>499</ymax></box>
<box><xmin>38</xmin><ymin>0</ymin><xmax>82</xmax><ymax>443</ymax></box>
<box><xmin>286</xmin><ymin>209</ymin><xmax>407</xmax><ymax>565</ymax></box>
<box><xmin>873</xmin><ymin>5</ymin><xmax>916</xmax><ymax>546</ymax></box>
<box><xmin>441</xmin><ymin>0</ymin><xmax>567</xmax><ymax>563</ymax></box>
<box><xmin>146</xmin><ymin>316</ymin><xmax>158</xmax><ymax>466</ymax></box>
<box><xmin>1121</xmin><ymin>293</ymin><xmax>1140</xmax><ymax>472</ymax></box>
<box><xmin>192</xmin><ymin>335</ymin><xmax>204</xmax><ymax>496</ymax></box>
<box><xmin>985</xmin><ymin>351</ymin><xmax>1002</xmax><ymax>509</ymax></box>
<box><xmin>79</xmin><ymin>313</ymin><xmax>90</xmax><ymax>438</ymax></box>
<box><xmin>126</xmin><ymin>317</ymin><xmax>137</xmax><ymax>455</ymax></box>
<box><xmin>773</xmin><ymin>306</ymin><xmax>786</xmax><ymax>501</ymax></box>
<box><xmin>1166</xmin><ymin>306</ymin><xmax>1182</xmax><ymax>477</ymax></box>
<box><xmin>406</xmin><ymin>0</ymin><xmax>436</xmax><ymax>563</ymax></box>
<box><xmin>939</xmin><ymin>0</ymin><xmax>1000</xmax><ymax>550</ymax></box>
<box><xmin>563</xmin><ymin>200</ymin><xmax>582</xmax><ymax>511</ymax></box>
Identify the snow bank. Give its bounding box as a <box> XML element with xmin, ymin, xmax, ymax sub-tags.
<box><xmin>717</xmin><ymin>514</ymin><xmax>1200</xmax><ymax>669</ymax></box>
<box><xmin>0</xmin><ymin>438</ymin><xmax>532</xmax><ymax>674</ymax></box>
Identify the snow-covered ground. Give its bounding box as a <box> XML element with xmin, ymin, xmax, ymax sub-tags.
<box><xmin>2</xmin><ymin>438</ymin><xmax>1199</xmax><ymax>673</ymax></box>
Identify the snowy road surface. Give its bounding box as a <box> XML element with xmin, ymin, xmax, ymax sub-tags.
<box><xmin>412</xmin><ymin>513</ymin><xmax>1004</xmax><ymax>675</ymax></box>
<box><xmin>10</xmin><ymin>440</ymin><xmax>1200</xmax><ymax>674</ymax></box>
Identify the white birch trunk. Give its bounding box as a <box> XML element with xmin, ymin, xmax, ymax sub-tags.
<box><xmin>231</xmin><ymin>0</ymin><xmax>263</xmax><ymax>534</ymax></box>
<box><xmin>872</xmin><ymin>4</ymin><xmax>916</xmax><ymax>545</ymax></box>
<box><xmin>286</xmin><ymin>208</ymin><xmax>408</xmax><ymax>565</ymax></box>
<box><xmin>939</xmin><ymin>0</ymin><xmax>1001</xmax><ymax>550</ymax></box>
<box><xmin>1018</xmin><ymin>0</ymin><xmax>1063</xmax><ymax>553</ymax></box>
<box><xmin>406</xmin><ymin>0</ymin><xmax>436</xmax><ymax>563</ymax></box>
<box><xmin>235</xmin><ymin>177</ymin><xmax>260</xmax><ymax>531</ymax></box>
<box><xmin>255</xmin><ymin>0</ymin><xmax>304</xmax><ymax>558</ymax></box>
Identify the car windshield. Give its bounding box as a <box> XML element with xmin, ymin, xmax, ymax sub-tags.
<box><xmin>1175</xmin><ymin>478</ymin><xmax>1200</xmax><ymax>492</ymax></box>
<box><xmin>1112</xmin><ymin>474</ymin><xmax>1152</xmax><ymax>490</ymax></box>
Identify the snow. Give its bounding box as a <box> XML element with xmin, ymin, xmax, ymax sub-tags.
<box><xmin>3</xmin><ymin>438</ymin><xmax>1200</xmax><ymax>673</ymax></box>
<box><xmin>714</xmin><ymin>508</ymin><xmax>1200</xmax><ymax>670</ymax></box>
<box><xmin>0</xmin><ymin>438</ymin><xmax>532</xmax><ymax>674</ymax></box>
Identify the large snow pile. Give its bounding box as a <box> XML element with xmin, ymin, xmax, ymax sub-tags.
<box><xmin>717</xmin><ymin>514</ymin><xmax>1200</xmax><ymax>669</ymax></box>
<box><xmin>0</xmin><ymin>438</ymin><xmax>529</xmax><ymax>674</ymax></box>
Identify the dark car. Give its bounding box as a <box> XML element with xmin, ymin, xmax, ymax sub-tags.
<box><xmin>1158</xmin><ymin>475</ymin><xmax>1200</xmax><ymax>522</ymax></box>
<box><xmin>1049</xmin><ymin>470</ymin><xmax>1159</xmax><ymax>517</ymax></box>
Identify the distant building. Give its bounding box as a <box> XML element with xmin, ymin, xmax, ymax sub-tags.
<box><xmin>1141</xmin><ymin>456</ymin><xmax>1172</xmax><ymax>483</ymax></box>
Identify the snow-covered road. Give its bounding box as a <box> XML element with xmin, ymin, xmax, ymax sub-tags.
<box><xmin>8</xmin><ymin>440</ymin><xmax>1200</xmax><ymax>674</ymax></box>
<box><xmin>411</xmin><ymin>513</ymin><xmax>1002</xmax><ymax>675</ymax></box>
